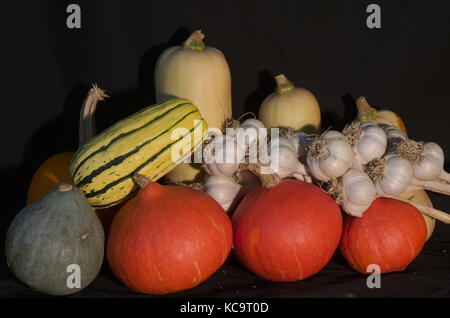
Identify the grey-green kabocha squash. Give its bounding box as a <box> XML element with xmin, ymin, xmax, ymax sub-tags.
<box><xmin>5</xmin><ymin>183</ymin><xmax>104</xmax><ymax>296</ymax></box>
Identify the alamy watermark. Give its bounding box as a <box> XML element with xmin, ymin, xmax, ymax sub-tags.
<box><xmin>66</xmin><ymin>264</ymin><xmax>81</xmax><ymax>289</ymax></box>
<box><xmin>366</xmin><ymin>4</ymin><xmax>381</xmax><ymax>29</ymax></box>
<box><xmin>366</xmin><ymin>264</ymin><xmax>381</xmax><ymax>288</ymax></box>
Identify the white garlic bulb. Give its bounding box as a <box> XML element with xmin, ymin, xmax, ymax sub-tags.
<box><xmin>203</xmin><ymin>134</ymin><xmax>246</xmax><ymax>178</ymax></box>
<box><xmin>413</xmin><ymin>142</ymin><xmax>445</xmax><ymax>181</ymax></box>
<box><xmin>204</xmin><ymin>175</ymin><xmax>241</xmax><ymax>212</ymax></box>
<box><xmin>306</xmin><ymin>130</ymin><xmax>354</xmax><ymax>182</ymax></box>
<box><xmin>235</xmin><ymin>118</ymin><xmax>266</xmax><ymax>147</ymax></box>
<box><xmin>352</xmin><ymin>122</ymin><xmax>387</xmax><ymax>164</ymax></box>
<box><xmin>288</xmin><ymin>131</ymin><xmax>309</xmax><ymax>162</ymax></box>
<box><xmin>269</xmin><ymin>136</ymin><xmax>308</xmax><ymax>179</ymax></box>
<box><xmin>384</xmin><ymin>126</ymin><xmax>407</xmax><ymax>152</ymax></box>
<box><xmin>369</xmin><ymin>154</ymin><xmax>413</xmax><ymax>197</ymax></box>
<box><xmin>341</xmin><ymin>169</ymin><xmax>377</xmax><ymax>217</ymax></box>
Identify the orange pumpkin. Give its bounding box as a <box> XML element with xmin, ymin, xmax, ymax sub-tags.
<box><xmin>27</xmin><ymin>151</ymin><xmax>75</xmax><ymax>204</ymax></box>
<box><xmin>340</xmin><ymin>198</ymin><xmax>427</xmax><ymax>274</ymax></box>
<box><xmin>26</xmin><ymin>85</ymin><xmax>119</xmax><ymax>232</ymax></box>
<box><xmin>107</xmin><ymin>174</ymin><xmax>232</xmax><ymax>294</ymax></box>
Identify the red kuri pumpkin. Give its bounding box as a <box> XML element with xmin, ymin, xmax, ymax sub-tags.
<box><xmin>232</xmin><ymin>178</ymin><xmax>342</xmax><ymax>282</ymax></box>
<box><xmin>339</xmin><ymin>198</ymin><xmax>427</xmax><ymax>274</ymax></box>
<box><xmin>106</xmin><ymin>174</ymin><xmax>233</xmax><ymax>294</ymax></box>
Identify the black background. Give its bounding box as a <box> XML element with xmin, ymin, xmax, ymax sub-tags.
<box><xmin>0</xmin><ymin>0</ymin><xmax>449</xmax><ymax>299</ymax></box>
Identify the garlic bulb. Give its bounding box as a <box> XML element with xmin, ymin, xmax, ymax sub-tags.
<box><xmin>269</xmin><ymin>136</ymin><xmax>308</xmax><ymax>179</ymax></box>
<box><xmin>289</xmin><ymin>131</ymin><xmax>309</xmax><ymax>162</ymax></box>
<box><xmin>235</xmin><ymin>118</ymin><xmax>266</xmax><ymax>147</ymax></box>
<box><xmin>306</xmin><ymin>130</ymin><xmax>354</xmax><ymax>182</ymax></box>
<box><xmin>203</xmin><ymin>134</ymin><xmax>246</xmax><ymax>178</ymax></box>
<box><xmin>390</xmin><ymin>138</ymin><xmax>448</xmax><ymax>182</ymax></box>
<box><xmin>341</xmin><ymin>169</ymin><xmax>377</xmax><ymax>217</ymax></box>
<box><xmin>204</xmin><ymin>175</ymin><xmax>241</xmax><ymax>212</ymax></box>
<box><xmin>344</xmin><ymin>121</ymin><xmax>387</xmax><ymax>165</ymax></box>
<box><xmin>366</xmin><ymin>154</ymin><xmax>413</xmax><ymax>197</ymax></box>
<box><xmin>384</xmin><ymin>126</ymin><xmax>407</xmax><ymax>152</ymax></box>
<box><xmin>411</xmin><ymin>142</ymin><xmax>445</xmax><ymax>181</ymax></box>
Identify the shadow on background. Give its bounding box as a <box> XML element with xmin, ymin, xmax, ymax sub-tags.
<box><xmin>321</xmin><ymin>93</ymin><xmax>358</xmax><ymax>132</ymax></box>
<box><xmin>243</xmin><ymin>70</ymin><xmax>274</xmax><ymax>116</ymax></box>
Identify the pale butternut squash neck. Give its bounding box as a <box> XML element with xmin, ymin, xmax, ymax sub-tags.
<box><xmin>79</xmin><ymin>84</ymin><xmax>108</xmax><ymax>147</ymax></box>
<box><xmin>275</xmin><ymin>74</ymin><xmax>295</xmax><ymax>94</ymax></box>
<box><xmin>183</xmin><ymin>30</ymin><xmax>206</xmax><ymax>51</ymax></box>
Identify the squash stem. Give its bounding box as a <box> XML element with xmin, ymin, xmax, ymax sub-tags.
<box><xmin>133</xmin><ymin>173</ymin><xmax>151</xmax><ymax>189</ymax></box>
<box><xmin>183</xmin><ymin>30</ymin><xmax>206</xmax><ymax>51</ymax></box>
<box><xmin>275</xmin><ymin>74</ymin><xmax>295</xmax><ymax>94</ymax></box>
<box><xmin>79</xmin><ymin>84</ymin><xmax>108</xmax><ymax>147</ymax></box>
<box><xmin>356</xmin><ymin>96</ymin><xmax>378</xmax><ymax>121</ymax></box>
<box><xmin>58</xmin><ymin>183</ymin><xmax>73</xmax><ymax>192</ymax></box>
<box><xmin>247</xmin><ymin>163</ymin><xmax>281</xmax><ymax>188</ymax></box>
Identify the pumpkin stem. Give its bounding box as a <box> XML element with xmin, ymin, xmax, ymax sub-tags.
<box><xmin>275</xmin><ymin>74</ymin><xmax>295</xmax><ymax>94</ymax></box>
<box><xmin>79</xmin><ymin>84</ymin><xmax>109</xmax><ymax>147</ymax></box>
<box><xmin>247</xmin><ymin>163</ymin><xmax>281</xmax><ymax>188</ymax></box>
<box><xmin>356</xmin><ymin>96</ymin><xmax>378</xmax><ymax>121</ymax></box>
<box><xmin>183</xmin><ymin>30</ymin><xmax>206</xmax><ymax>50</ymax></box>
<box><xmin>132</xmin><ymin>173</ymin><xmax>151</xmax><ymax>189</ymax></box>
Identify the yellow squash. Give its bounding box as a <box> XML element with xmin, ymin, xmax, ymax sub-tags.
<box><xmin>70</xmin><ymin>98</ymin><xmax>207</xmax><ymax>208</ymax></box>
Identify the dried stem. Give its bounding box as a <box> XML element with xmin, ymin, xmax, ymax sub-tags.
<box><xmin>183</xmin><ymin>30</ymin><xmax>206</xmax><ymax>50</ymax></box>
<box><xmin>247</xmin><ymin>163</ymin><xmax>281</xmax><ymax>188</ymax></box>
<box><xmin>323</xmin><ymin>177</ymin><xmax>344</xmax><ymax>205</ymax></box>
<box><xmin>342</xmin><ymin>121</ymin><xmax>363</xmax><ymax>146</ymax></box>
<box><xmin>410</xmin><ymin>178</ymin><xmax>450</xmax><ymax>196</ymax></box>
<box><xmin>364</xmin><ymin>158</ymin><xmax>385</xmax><ymax>182</ymax></box>
<box><xmin>79</xmin><ymin>84</ymin><xmax>108</xmax><ymax>147</ymax></box>
<box><xmin>356</xmin><ymin>96</ymin><xmax>377</xmax><ymax>119</ymax></box>
<box><xmin>393</xmin><ymin>139</ymin><xmax>424</xmax><ymax>164</ymax></box>
<box><xmin>308</xmin><ymin>135</ymin><xmax>325</xmax><ymax>159</ymax></box>
<box><xmin>275</xmin><ymin>74</ymin><xmax>295</xmax><ymax>94</ymax></box>
<box><xmin>133</xmin><ymin>173</ymin><xmax>151</xmax><ymax>189</ymax></box>
<box><xmin>58</xmin><ymin>183</ymin><xmax>73</xmax><ymax>192</ymax></box>
<box><xmin>438</xmin><ymin>171</ymin><xmax>450</xmax><ymax>184</ymax></box>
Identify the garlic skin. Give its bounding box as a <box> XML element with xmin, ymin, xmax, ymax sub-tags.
<box><xmin>289</xmin><ymin>131</ymin><xmax>309</xmax><ymax>162</ymax></box>
<box><xmin>204</xmin><ymin>175</ymin><xmax>241</xmax><ymax>212</ymax></box>
<box><xmin>341</xmin><ymin>169</ymin><xmax>376</xmax><ymax>217</ymax></box>
<box><xmin>269</xmin><ymin>136</ymin><xmax>308</xmax><ymax>179</ymax></box>
<box><xmin>353</xmin><ymin>122</ymin><xmax>387</xmax><ymax>164</ymax></box>
<box><xmin>203</xmin><ymin>134</ymin><xmax>246</xmax><ymax>178</ymax></box>
<box><xmin>235</xmin><ymin>118</ymin><xmax>266</xmax><ymax>147</ymax></box>
<box><xmin>373</xmin><ymin>154</ymin><xmax>413</xmax><ymax>197</ymax></box>
<box><xmin>413</xmin><ymin>142</ymin><xmax>445</xmax><ymax>181</ymax></box>
<box><xmin>307</xmin><ymin>130</ymin><xmax>354</xmax><ymax>182</ymax></box>
<box><xmin>384</xmin><ymin>126</ymin><xmax>407</xmax><ymax>152</ymax></box>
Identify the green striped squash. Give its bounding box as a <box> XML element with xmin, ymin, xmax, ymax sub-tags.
<box><xmin>69</xmin><ymin>98</ymin><xmax>207</xmax><ymax>208</ymax></box>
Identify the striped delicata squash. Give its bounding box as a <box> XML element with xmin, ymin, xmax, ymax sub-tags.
<box><xmin>70</xmin><ymin>98</ymin><xmax>207</xmax><ymax>208</ymax></box>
